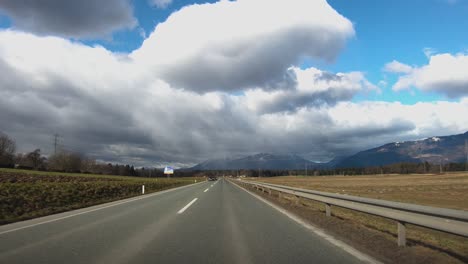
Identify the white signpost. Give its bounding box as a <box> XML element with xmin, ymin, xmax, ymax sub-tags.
<box><xmin>164</xmin><ymin>166</ymin><xmax>174</xmax><ymax>178</ymax></box>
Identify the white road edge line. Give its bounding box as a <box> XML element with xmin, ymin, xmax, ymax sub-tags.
<box><xmin>0</xmin><ymin>181</ymin><xmax>205</xmax><ymax>236</ymax></box>
<box><xmin>228</xmin><ymin>180</ymin><xmax>382</xmax><ymax>264</ymax></box>
<box><xmin>177</xmin><ymin>198</ymin><xmax>198</xmax><ymax>214</ymax></box>
<box><xmin>204</xmin><ymin>188</ymin><xmax>209</xmax><ymax>192</ymax></box>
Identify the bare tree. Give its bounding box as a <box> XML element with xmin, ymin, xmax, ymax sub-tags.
<box><xmin>48</xmin><ymin>151</ymin><xmax>83</xmax><ymax>172</ymax></box>
<box><xmin>17</xmin><ymin>149</ymin><xmax>46</xmax><ymax>170</ymax></box>
<box><xmin>0</xmin><ymin>132</ymin><xmax>16</xmax><ymax>167</ymax></box>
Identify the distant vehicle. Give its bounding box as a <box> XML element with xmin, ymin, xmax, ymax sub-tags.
<box><xmin>208</xmin><ymin>176</ymin><xmax>218</xmax><ymax>181</ymax></box>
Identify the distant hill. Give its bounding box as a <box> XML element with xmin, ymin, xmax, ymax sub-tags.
<box><xmin>190</xmin><ymin>153</ymin><xmax>319</xmax><ymax>170</ymax></box>
<box><xmin>189</xmin><ymin>131</ymin><xmax>468</xmax><ymax>170</ymax></box>
<box><xmin>335</xmin><ymin>131</ymin><xmax>468</xmax><ymax>168</ymax></box>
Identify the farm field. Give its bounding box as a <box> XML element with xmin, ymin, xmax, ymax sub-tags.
<box><xmin>251</xmin><ymin>173</ymin><xmax>468</xmax><ymax>210</ymax></box>
<box><xmin>0</xmin><ymin>168</ymin><xmax>202</xmax><ymax>225</ymax></box>
<box><xmin>247</xmin><ymin>173</ymin><xmax>468</xmax><ymax>263</ymax></box>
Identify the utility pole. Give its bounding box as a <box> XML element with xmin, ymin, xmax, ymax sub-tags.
<box><xmin>53</xmin><ymin>134</ymin><xmax>59</xmax><ymax>155</ymax></box>
<box><xmin>465</xmin><ymin>139</ymin><xmax>468</xmax><ymax>172</ymax></box>
<box><xmin>439</xmin><ymin>156</ymin><xmax>443</xmax><ymax>174</ymax></box>
<box><xmin>419</xmin><ymin>147</ymin><xmax>426</xmax><ymax>174</ymax></box>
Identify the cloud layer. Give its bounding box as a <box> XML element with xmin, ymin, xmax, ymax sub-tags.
<box><xmin>0</xmin><ymin>0</ymin><xmax>137</xmax><ymax>38</ymax></box>
<box><xmin>0</xmin><ymin>0</ymin><xmax>467</xmax><ymax>167</ymax></box>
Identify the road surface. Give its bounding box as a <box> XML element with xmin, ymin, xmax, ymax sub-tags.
<box><xmin>0</xmin><ymin>178</ymin><xmax>369</xmax><ymax>264</ymax></box>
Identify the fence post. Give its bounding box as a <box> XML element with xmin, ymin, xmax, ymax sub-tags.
<box><xmin>398</xmin><ymin>221</ymin><xmax>407</xmax><ymax>247</ymax></box>
<box><xmin>325</xmin><ymin>203</ymin><xmax>332</xmax><ymax>217</ymax></box>
<box><xmin>142</xmin><ymin>185</ymin><xmax>145</xmax><ymax>195</ymax></box>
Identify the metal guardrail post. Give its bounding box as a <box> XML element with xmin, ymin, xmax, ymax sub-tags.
<box><xmin>325</xmin><ymin>203</ymin><xmax>332</xmax><ymax>217</ymax></box>
<box><xmin>398</xmin><ymin>221</ymin><xmax>407</xmax><ymax>247</ymax></box>
<box><xmin>254</xmin><ymin>181</ymin><xmax>468</xmax><ymax>222</ymax></box>
<box><xmin>268</xmin><ymin>188</ymin><xmax>272</xmax><ymax>195</ymax></box>
<box><xmin>295</xmin><ymin>195</ymin><xmax>301</xmax><ymax>206</ymax></box>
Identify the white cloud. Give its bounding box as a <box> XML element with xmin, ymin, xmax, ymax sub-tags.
<box><xmin>149</xmin><ymin>0</ymin><xmax>173</xmax><ymax>9</ymax></box>
<box><xmin>131</xmin><ymin>0</ymin><xmax>354</xmax><ymax>92</ymax></box>
<box><xmin>383</xmin><ymin>60</ymin><xmax>413</xmax><ymax>74</ymax></box>
<box><xmin>378</xmin><ymin>80</ymin><xmax>388</xmax><ymax>88</ymax></box>
<box><xmin>423</xmin><ymin>47</ymin><xmax>437</xmax><ymax>58</ymax></box>
<box><xmin>138</xmin><ymin>27</ymin><xmax>147</xmax><ymax>39</ymax></box>
<box><xmin>244</xmin><ymin>67</ymin><xmax>378</xmax><ymax>113</ymax></box>
<box><xmin>393</xmin><ymin>53</ymin><xmax>468</xmax><ymax>98</ymax></box>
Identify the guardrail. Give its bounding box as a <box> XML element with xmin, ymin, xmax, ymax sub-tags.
<box><xmin>233</xmin><ymin>179</ymin><xmax>468</xmax><ymax>247</ymax></box>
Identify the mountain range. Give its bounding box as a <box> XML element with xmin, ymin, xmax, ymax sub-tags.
<box><xmin>190</xmin><ymin>153</ymin><xmax>318</xmax><ymax>170</ymax></box>
<box><xmin>189</xmin><ymin>131</ymin><xmax>468</xmax><ymax>170</ymax></box>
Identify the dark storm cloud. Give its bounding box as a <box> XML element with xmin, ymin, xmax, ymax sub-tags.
<box><xmin>0</xmin><ymin>0</ymin><xmax>137</xmax><ymax>38</ymax></box>
<box><xmin>255</xmin><ymin>88</ymin><xmax>357</xmax><ymax>114</ymax></box>
<box><xmin>331</xmin><ymin>119</ymin><xmax>416</xmax><ymax>140</ymax></box>
<box><xmin>426</xmin><ymin>81</ymin><xmax>468</xmax><ymax>98</ymax></box>
<box><xmin>161</xmin><ymin>27</ymin><xmax>347</xmax><ymax>93</ymax></box>
<box><xmin>0</xmin><ymin>57</ymin><xmax>152</xmax><ymax>162</ymax></box>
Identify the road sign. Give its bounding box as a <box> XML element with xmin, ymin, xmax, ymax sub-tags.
<box><xmin>164</xmin><ymin>166</ymin><xmax>174</xmax><ymax>175</ymax></box>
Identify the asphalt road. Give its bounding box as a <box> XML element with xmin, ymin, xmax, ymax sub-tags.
<box><xmin>0</xmin><ymin>178</ymin><xmax>367</xmax><ymax>264</ymax></box>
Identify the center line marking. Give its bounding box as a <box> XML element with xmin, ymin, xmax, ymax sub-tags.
<box><xmin>177</xmin><ymin>198</ymin><xmax>198</xmax><ymax>214</ymax></box>
<box><xmin>204</xmin><ymin>188</ymin><xmax>209</xmax><ymax>192</ymax></box>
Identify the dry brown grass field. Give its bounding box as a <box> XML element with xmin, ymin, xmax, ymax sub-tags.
<box><xmin>247</xmin><ymin>173</ymin><xmax>468</xmax><ymax>263</ymax></box>
<box><xmin>252</xmin><ymin>172</ymin><xmax>468</xmax><ymax>210</ymax></box>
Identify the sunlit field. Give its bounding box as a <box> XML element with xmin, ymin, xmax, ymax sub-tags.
<box><xmin>0</xmin><ymin>168</ymin><xmax>202</xmax><ymax>225</ymax></box>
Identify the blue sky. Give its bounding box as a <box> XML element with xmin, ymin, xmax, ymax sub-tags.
<box><xmin>0</xmin><ymin>0</ymin><xmax>467</xmax><ymax>165</ymax></box>
<box><xmin>328</xmin><ymin>0</ymin><xmax>468</xmax><ymax>104</ymax></box>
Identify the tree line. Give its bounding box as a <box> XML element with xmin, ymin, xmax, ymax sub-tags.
<box><xmin>0</xmin><ymin>132</ymin><xmax>202</xmax><ymax>177</ymax></box>
<box><xmin>196</xmin><ymin>161</ymin><xmax>467</xmax><ymax>178</ymax></box>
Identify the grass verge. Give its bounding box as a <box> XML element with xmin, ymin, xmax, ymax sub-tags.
<box><xmin>0</xmin><ymin>168</ymin><xmax>202</xmax><ymax>225</ymax></box>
